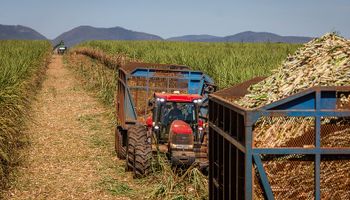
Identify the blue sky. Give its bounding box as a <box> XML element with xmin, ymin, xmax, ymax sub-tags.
<box><xmin>0</xmin><ymin>0</ymin><xmax>349</xmax><ymax>39</ymax></box>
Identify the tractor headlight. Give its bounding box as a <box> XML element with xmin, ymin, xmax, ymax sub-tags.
<box><xmin>156</xmin><ymin>98</ymin><xmax>165</xmax><ymax>102</ymax></box>
<box><xmin>193</xmin><ymin>99</ymin><xmax>202</xmax><ymax>104</ymax></box>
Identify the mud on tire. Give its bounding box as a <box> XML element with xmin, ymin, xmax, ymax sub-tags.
<box><xmin>126</xmin><ymin>125</ymin><xmax>152</xmax><ymax>178</ymax></box>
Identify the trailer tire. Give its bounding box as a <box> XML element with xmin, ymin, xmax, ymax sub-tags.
<box><xmin>115</xmin><ymin>127</ymin><xmax>126</xmax><ymax>159</ymax></box>
<box><xmin>127</xmin><ymin>125</ymin><xmax>152</xmax><ymax>178</ymax></box>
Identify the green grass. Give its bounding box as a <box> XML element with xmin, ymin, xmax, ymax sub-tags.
<box><xmin>100</xmin><ymin>177</ymin><xmax>133</xmax><ymax>196</ymax></box>
<box><xmin>77</xmin><ymin>40</ymin><xmax>301</xmax><ymax>88</ymax></box>
<box><xmin>0</xmin><ymin>40</ymin><xmax>51</xmax><ymax>191</ymax></box>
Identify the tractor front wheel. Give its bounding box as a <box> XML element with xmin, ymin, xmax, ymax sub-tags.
<box><xmin>126</xmin><ymin>125</ymin><xmax>152</xmax><ymax>178</ymax></box>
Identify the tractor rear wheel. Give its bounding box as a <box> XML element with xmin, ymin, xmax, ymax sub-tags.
<box><xmin>126</xmin><ymin>125</ymin><xmax>152</xmax><ymax>178</ymax></box>
<box><xmin>115</xmin><ymin>127</ymin><xmax>126</xmax><ymax>159</ymax></box>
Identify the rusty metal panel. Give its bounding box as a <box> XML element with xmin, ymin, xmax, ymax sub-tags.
<box><xmin>117</xmin><ymin>69</ymin><xmax>127</xmax><ymax>127</ymax></box>
<box><xmin>213</xmin><ymin>77</ymin><xmax>265</xmax><ymax>101</ymax></box>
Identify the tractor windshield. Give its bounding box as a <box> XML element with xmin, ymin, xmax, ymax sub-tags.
<box><xmin>160</xmin><ymin>102</ymin><xmax>197</xmax><ymax>126</ymax></box>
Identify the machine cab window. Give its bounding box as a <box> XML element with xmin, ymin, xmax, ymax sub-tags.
<box><xmin>161</xmin><ymin>102</ymin><xmax>197</xmax><ymax>127</ymax></box>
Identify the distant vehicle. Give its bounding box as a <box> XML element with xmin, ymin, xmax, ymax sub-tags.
<box><xmin>53</xmin><ymin>40</ymin><xmax>67</xmax><ymax>55</ymax></box>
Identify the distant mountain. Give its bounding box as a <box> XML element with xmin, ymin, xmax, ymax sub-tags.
<box><xmin>0</xmin><ymin>24</ymin><xmax>313</xmax><ymax>45</ymax></box>
<box><xmin>166</xmin><ymin>31</ymin><xmax>312</xmax><ymax>43</ymax></box>
<box><xmin>220</xmin><ymin>31</ymin><xmax>312</xmax><ymax>43</ymax></box>
<box><xmin>0</xmin><ymin>24</ymin><xmax>47</xmax><ymax>40</ymax></box>
<box><xmin>167</xmin><ymin>34</ymin><xmax>221</xmax><ymax>42</ymax></box>
<box><xmin>53</xmin><ymin>26</ymin><xmax>163</xmax><ymax>47</ymax></box>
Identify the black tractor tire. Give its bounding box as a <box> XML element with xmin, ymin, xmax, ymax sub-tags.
<box><xmin>115</xmin><ymin>127</ymin><xmax>126</xmax><ymax>159</ymax></box>
<box><xmin>126</xmin><ymin>125</ymin><xmax>152</xmax><ymax>178</ymax></box>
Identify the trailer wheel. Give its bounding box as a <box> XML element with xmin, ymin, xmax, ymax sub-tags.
<box><xmin>115</xmin><ymin>127</ymin><xmax>126</xmax><ymax>159</ymax></box>
<box><xmin>127</xmin><ymin>125</ymin><xmax>152</xmax><ymax>178</ymax></box>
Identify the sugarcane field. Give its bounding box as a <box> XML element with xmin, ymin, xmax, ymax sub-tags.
<box><xmin>0</xmin><ymin>1</ymin><xmax>349</xmax><ymax>200</ymax></box>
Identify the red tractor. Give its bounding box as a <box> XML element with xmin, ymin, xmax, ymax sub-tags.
<box><xmin>115</xmin><ymin>62</ymin><xmax>215</xmax><ymax>177</ymax></box>
<box><xmin>148</xmin><ymin>93</ymin><xmax>206</xmax><ymax>164</ymax></box>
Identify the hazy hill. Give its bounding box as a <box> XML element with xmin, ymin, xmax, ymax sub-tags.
<box><xmin>220</xmin><ymin>31</ymin><xmax>312</xmax><ymax>43</ymax></box>
<box><xmin>167</xmin><ymin>31</ymin><xmax>312</xmax><ymax>43</ymax></box>
<box><xmin>167</xmin><ymin>34</ymin><xmax>221</xmax><ymax>42</ymax></box>
<box><xmin>53</xmin><ymin>26</ymin><xmax>163</xmax><ymax>47</ymax></box>
<box><xmin>0</xmin><ymin>24</ymin><xmax>47</xmax><ymax>40</ymax></box>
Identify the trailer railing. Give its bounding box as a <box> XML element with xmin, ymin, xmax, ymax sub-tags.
<box><xmin>209</xmin><ymin>80</ymin><xmax>350</xmax><ymax>200</ymax></box>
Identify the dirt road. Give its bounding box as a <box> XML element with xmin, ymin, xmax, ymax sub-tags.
<box><xmin>5</xmin><ymin>55</ymin><xmax>129</xmax><ymax>200</ymax></box>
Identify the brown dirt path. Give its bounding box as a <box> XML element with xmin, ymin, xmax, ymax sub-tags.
<box><xmin>4</xmin><ymin>55</ymin><xmax>129</xmax><ymax>200</ymax></box>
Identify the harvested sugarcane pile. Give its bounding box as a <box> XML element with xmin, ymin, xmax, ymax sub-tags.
<box><xmin>235</xmin><ymin>33</ymin><xmax>350</xmax><ymax>147</ymax></box>
<box><xmin>233</xmin><ymin>33</ymin><xmax>350</xmax><ymax>199</ymax></box>
<box><xmin>253</xmin><ymin>117</ymin><xmax>315</xmax><ymax>148</ymax></box>
<box><xmin>236</xmin><ymin>33</ymin><xmax>350</xmax><ymax>108</ymax></box>
<box><xmin>253</xmin><ymin>117</ymin><xmax>350</xmax><ymax>148</ymax></box>
<box><xmin>253</xmin><ymin>156</ymin><xmax>350</xmax><ymax>199</ymax></box>
<box><xmin>322</xmin><ymin>128</ymin><xmax>350</xmax><ymax>147</ymax></box>
<box><xmin>339</xmin><ymin>93</ymin><xmax>350</xmax><ymax>109</ymax></box>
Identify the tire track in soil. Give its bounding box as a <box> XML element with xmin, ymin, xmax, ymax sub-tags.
<box><xmin>5</xmin><ymin>55</ymin><xmax>129</xmax><ymax>200</ymax></box>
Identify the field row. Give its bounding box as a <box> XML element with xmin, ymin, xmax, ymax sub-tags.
<box><xmin>0</xmin><ymin>40</ymin><xmax>51</xmax><ymax>190</ymax></box>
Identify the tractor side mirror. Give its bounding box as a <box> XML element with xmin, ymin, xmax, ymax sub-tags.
<box><xmin>204</xmin><ymin>84</ymin><xmax>216</xmax><ymax>94</ymax></box>
<box><xmin>146</xmin><ymin>116</ymin><xmax>153</xmax><ymax>127</ymax></box>
<box><xmin>148</xmin><ymin>99</ymin><xmax>154</xmax><ymax>107</ymax></box>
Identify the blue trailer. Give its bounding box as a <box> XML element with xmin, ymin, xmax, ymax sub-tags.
<box><xmin>115</xmin><ymin>62</ymin><xmax>215</xmax><ymax>177</ymax></box>
<box><xmin>208</xmin><ymin>77</ymin><xmax>350</xmax><ymax>199</ymax></box>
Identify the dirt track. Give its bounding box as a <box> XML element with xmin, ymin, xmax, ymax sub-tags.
<box><xmin>5</xmin><ymin>55</ymin><xmax>128</xmax><ymax>200</ymax></box>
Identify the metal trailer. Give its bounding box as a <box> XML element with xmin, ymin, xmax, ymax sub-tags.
<box><xmin>116</xmin><ymin>62</ymin><xmax>215</xmax><ymax>158</ymax></box>
<box><xmin>208</xmin><ymin>77</ymin><xmax>350</xmax><ymax>200</ymax></box>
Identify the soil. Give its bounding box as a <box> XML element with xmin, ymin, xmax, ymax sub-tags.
<box><xmin>4</xmin><ymin>55</ymin><xmax>131</xmax><ymax>200</ymax></box>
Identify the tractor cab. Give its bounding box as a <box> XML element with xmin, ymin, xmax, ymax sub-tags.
<box><xmin>146</xmin><ymin>92</ymin><xmax>204</xmax><ymax>165</ymax></box>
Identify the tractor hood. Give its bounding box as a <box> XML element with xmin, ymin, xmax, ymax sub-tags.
<box><xmin>170</xmin><ymin>120</ymin><xmax>193</xmax><ymax>134</ymax></box>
